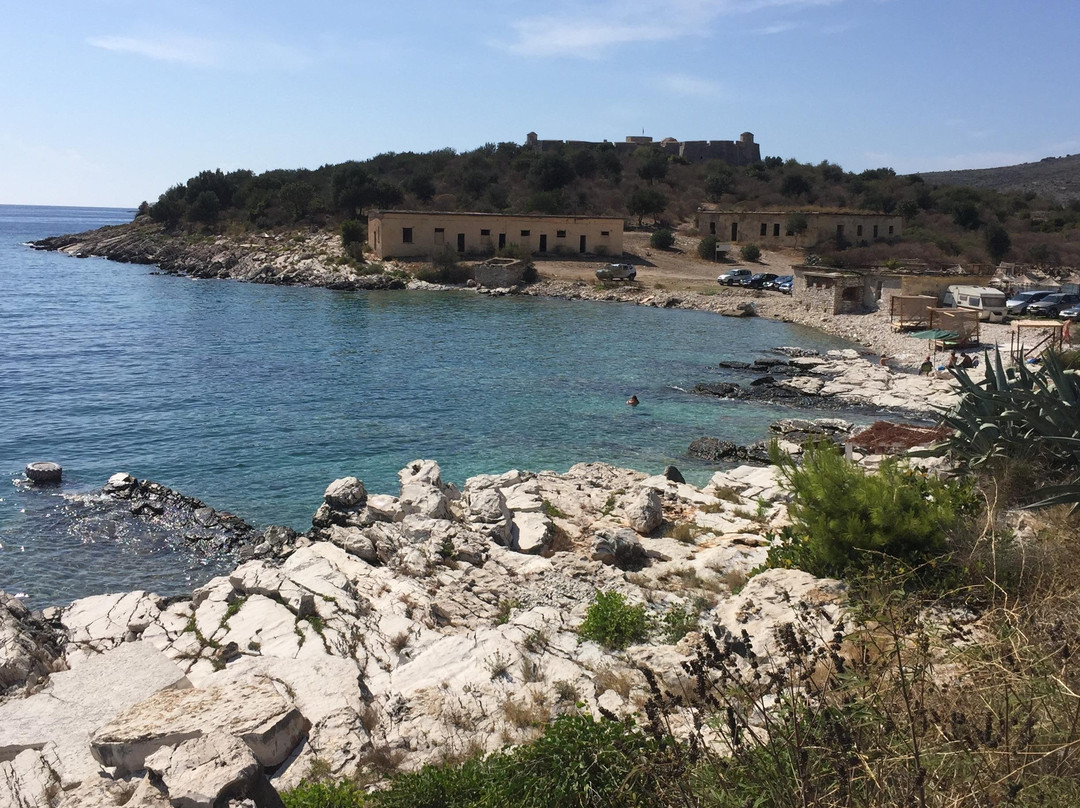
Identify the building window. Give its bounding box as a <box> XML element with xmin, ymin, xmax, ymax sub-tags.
<box><xmin>601</xmin><ymin>231</ymin><xmax>609</xmax><ymax>237</ymax></box>
<box><xmin>520</xmin><ymin>230</ymin><xmax>530</xmax><ymax>237</ymax></box>
<box><xmin>709</xmin><ymin>222</ymin><xmax>716</xmax><ymax>235</ymax></box>
<box><xmin>773</xmin><ymin>223</ymin><xmax>780</xmax><ymax>237</ymax></box>
<box><xmin>402</xmin><ymin>227</ymin><xmax>413</xmax><ymax>244</ymax></box>
<box><xmin>556</xmin><ymin>230</ymin><xmax>566</xmax><ymax>238</ymax></box>
<box><xmin>434</xmin><ymin>227</ymin><xmax>444</xmax><ymax>233</ymax></box>
<box><xmin>857</xmin><ymin>225</ymin><xmax>863</xmax><ymax>237</ymax></box>
<box><xmin>481</xmin><ymin>229</ymin><xmax>490</xmax><ymax>236</ymax></box>
<box><xmin>760</xmin><ymin>222</ymin><xmax>767</xmax><ymax>237</ymax></box>
<box><xmin>873</xmin><ymin>225</ymin><xmax>879</xmax><ymax>238</ymax></box>
<box><xmin>888</xmin><ymin>225</ymin><xmax>894</xmax><ymax>235</ymax></box>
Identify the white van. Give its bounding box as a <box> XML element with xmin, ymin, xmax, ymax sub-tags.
<box><xmin>942</xmin><ymin>285</ymin><xmax>1008</xmax><ymax>322</ymax></box>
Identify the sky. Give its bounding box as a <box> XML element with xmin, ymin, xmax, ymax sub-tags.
<box><xmin>1</xmin><ymin>0</ymin><xmax>1077</xmax><ymax>207</ymax></box>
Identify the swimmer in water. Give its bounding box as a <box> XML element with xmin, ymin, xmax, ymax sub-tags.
<box><xmin>627</xmin><ymin>395</ymin><xmax>639</xmax><ymax>406</ymax></box>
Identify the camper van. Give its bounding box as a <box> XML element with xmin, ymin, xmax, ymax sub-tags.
<box><xmin>942</xmin><ymin>285</ymin><xmax>1008</xmax><ymax>322</ymax></box>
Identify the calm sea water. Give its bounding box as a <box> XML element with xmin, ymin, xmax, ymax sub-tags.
<box><xmin>0</xmin><ymin>205</ymin><xmax>861</xmax><ymax>607</ymax></box>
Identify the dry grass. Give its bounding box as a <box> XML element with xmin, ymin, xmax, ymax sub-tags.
<box><xmin>593</xmin><ymin>666</ymin><xmax>636</xmax><ymax>699</ymax></box>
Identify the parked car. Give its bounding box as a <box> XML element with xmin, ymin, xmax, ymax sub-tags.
<box><xmin>717</xmin><ymin>268</ymin><xmax>752</xmax><ymax>286</ymax></box>
<box><xmin>765</xmin><ymin>274</ymin><xmax>793</xmax><ymax>292</ymax></box>
<box><xmin>776</xmin><ymin>277</ymin><xmax>793</xmax><ymax>295</ymax></box>
<box><xmin>743</xmin><ymin>272</ymin><xmax>778</xmax><ymax>289</ymax></box>
<box><xmin>596</xmin><ymin>263</ymin><xmax>636</xmax><ymax>281</ymax></box>
<box><xmin>1059</xmin><ymin>304</ymin><xmax>1080</xmax><ymax>319</ymax></box>
<box><xmin>1005</xmin><ymin>289</ymin><xmax>1055</xmax><ymax>315</ymax></box>
<box><xmin>1027</xmin><ymin>293</ymin><xmax>1080</xmax><ymax>317</ymax></box>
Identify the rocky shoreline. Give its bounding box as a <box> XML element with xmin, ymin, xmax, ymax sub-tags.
<box><xmin>30</xmin><ymin>219</ymin><xmax>1013</xmax><ymax>370</ymax></box>
<box><xmin>3</xmin><ymin>454</ymin><xmax>876</xmax><ymax>807</ymax></box>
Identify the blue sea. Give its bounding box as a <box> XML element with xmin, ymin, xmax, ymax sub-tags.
<box><xmin>0</xmin><ymin>205</ymin><xmax>861</xmax><ymax>607</ymax></box>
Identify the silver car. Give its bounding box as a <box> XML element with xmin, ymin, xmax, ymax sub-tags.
<box><xmin>596</xmin><ymin>263</ymin><xmax>636</xmax><ymax>281</ymax></box>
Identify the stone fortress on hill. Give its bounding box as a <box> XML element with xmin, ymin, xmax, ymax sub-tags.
<box><xmin>525</xmin><ymin>130</ymin><xmax>761</xmax><ymax>166</ymax></box>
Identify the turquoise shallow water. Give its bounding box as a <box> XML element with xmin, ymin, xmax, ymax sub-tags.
<box><xmin>0</xmin><ymin>205</ymin><xmax>862</xmax><ymax>606</ymax></box>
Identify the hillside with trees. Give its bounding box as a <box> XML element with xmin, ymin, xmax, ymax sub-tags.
<box><xmin>916</xmin><ymin>153</ymin><xmax>1080</xmax><ymax>203</ymax></box>
<box><xmin>140</xmin><ymin>142</ymin><xmax>1080</xmax><ymax>270</ymax></box>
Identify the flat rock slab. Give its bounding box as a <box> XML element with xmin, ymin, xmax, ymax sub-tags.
<box><xmin>92</xmin><ymin>680</ymin><xmax>309</xmax><ymax>774</ymax></box>
<box><xmin>0</xmin><ymin>641</ymin><xmax>190</xmax><ymax>786</ymax></box>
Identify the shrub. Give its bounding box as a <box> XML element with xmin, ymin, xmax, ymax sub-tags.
<box><xmin>650</xmin><ymin>229</ymin><xmax>675</xmax><ymax>249</ymax></box>
<box><xmin>577</xmin><ymin>590</ymin><xmax>650</xmax><ymax>650</ymax></box>
<box><xmin>739</xmin><ymin>243</ymin><xmax>761</xmax><ymax>262</ymax></box>
<box><xmin>765</xmin><ymin>441</ymin><xmax>974</xmax><ymax>577</ymax></box>
<box><xmin>341</xmin><ymin>219</ymin><xmax>366</xmax><ymax>247</ymax></box>
<box><xmin>281</xmin><ymin>780</ymin><xmax>367</xmax><ymax>808</ymax></box>
<box><xmin>697</xmin><ymin>235</ymin><xmax>718</xmax><ymax>260</ymax></box>
<box><xmin>415</xmin><ymin>246</ymin><xmax>471</xmax><ymax>284</ymax></box>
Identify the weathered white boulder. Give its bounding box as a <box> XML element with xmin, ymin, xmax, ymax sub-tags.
<box><xmin>510</xmin><ymin>511</ymin><xmax>553</xmax><ymax>554</ymax></box>
<box><xmin>0</xmin><ymin>747</ymin><xmax>62</xmax><ymax>808</ymax></box>
<box><xmin>327</xmin><ymin>525</ymin><xmax>379</xmax><ymax>563</ymax></box>
<box><xmin>145</xmin><ymin>733</ymin><xmax>261</xmax><ymax>808</ymax></box>
<box><xmin>0</xmin><ymin>641</ymin><xmax>190</xmax><ymax>786</ymax></box>
<box><xmin>591</xmin><ymin>529</ymin><xmax>647</xmax><ymax>568</ymax></box>
<box><xmin>462</xmin><ymin>487</ymin><xmax>512</xmax><ymax>544</ymax></box>
<box><xmin>323</xmin><ymin>477</ymin><xmax>366</xmax><ymax>509</ymax></box>
<box><xmin>625</xmin><ymin>488</ymin><xmax>663</xmax><ymax>535</ymax></box>
<box><xmin>91</xmin><ymin>680</ymin><xmax>309</xmax><ymax>774</ymax></box>
<box><xmin>399</xmin><ymin>483</ymin><xmax>450</xmax><ymax>520</ymax></box>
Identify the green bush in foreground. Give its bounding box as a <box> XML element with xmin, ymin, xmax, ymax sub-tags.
<box><xmin>577</xmin><ymin>590</ymin><xmax>650</xmax><ymax>650</ymax></box>
<box><xmin>765</xmin><ymin>441</ymin><xmax>974</xmax><ymax>577</ymax></box>
<box><xmin>369</xmin><ymin>714</ymin><xmax>667</xmax><ymax>808</ymax></box>
<box><xmin>697</xmin><ymin>234</ymin><xmax>718</xmax><ymax>260</ymax></box>
<box><xmin>282</xmin><ymin>779</ymin><xmax>367</xmax><ymax>808</ymax></box>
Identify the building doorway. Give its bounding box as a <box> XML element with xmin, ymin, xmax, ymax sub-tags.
<box><xmin>539</xmin><ymin>234</ymin><xmax>547</xmax><ymax>252</ymax></box>
<box><xmin>730</xmin><ymin>222</ymin><xmax>738</xmax><ymax>241</ymax></box>
<box><xmin>457</xmin><ymin>233</ymin><xmax>465</xmax><ymax>252</ymax></box>
<box><xmin>498</xmin><ymin>233</ymin><xmax>506</xmax><ymax>250</ymax></box>
<box><xmin>579</xmin><ymin>235</ymin><xmax>587</xmax><ymax>253</ymax></box>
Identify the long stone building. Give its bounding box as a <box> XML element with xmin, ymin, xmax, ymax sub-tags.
<box><xmin>368</xmin><ymin>210</ymin><xmax>625</xmax><ymax>259</ymax></box>
<box><xmin>525</xmin><ymin>132</ymin><xmax>761</xmax><ymax>166</ymax></box>
<box><xmin>697</xmin><ymin>208</ymin><xmax>903</xmax><ymax>249</ymax></box>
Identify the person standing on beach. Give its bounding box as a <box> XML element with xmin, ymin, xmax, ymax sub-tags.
<box><xmin>1064</xmin><ymin>318</ymin><xmax>1074</xmax><ymax>346</ymax></box>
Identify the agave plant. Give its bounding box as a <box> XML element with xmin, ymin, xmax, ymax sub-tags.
<box><xmin>936</xmin><ymin>349</ymin><xmax>1080</xmax><ymax>509</ymax></box>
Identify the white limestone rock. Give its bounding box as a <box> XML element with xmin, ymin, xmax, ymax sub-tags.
<box><xmin>0</xmin><ymin>641</ymin><xmax>190</xmax><ymax>787</ymax></box>
<box><xmin>145</xmin><ymin>733</ymin><xmax>260</xmax><ymax>808</ymax></box>
<box><xmin>624</xmin><ymin>488</ymin><xmax>663</xmax><ymax>535</ymax></box>
<box><xmin>510</xmin><ymin>511</ymin><xmax>553</xmax><ymax>554</ymax></box>
<box><xmin>323</xmin><ymin>477</ymin><xmax>367</xmax><ymax>509</ymax></box>
<box><xmin>91</xmin><ymin>680</ymin><xmax>310</xmax><ymax>775</ymax></box>
<box><xmin>399</xmin><ymin>483</ymin><xmax>450</xmax><ymax>520</ymax></box>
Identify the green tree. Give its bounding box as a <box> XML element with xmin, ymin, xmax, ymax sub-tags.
<box><xmin>627</xmin><ymin>187</ymin><xmax>667</xmax><ymax>226</ymax></box>
<box><xmin>530</xmin><ymin>153</ymin><xmax>576</xmax><ymax>191</ymax></box>
<box><xmin>406</xmin><ymin>173</ymin><xmax>436</xmax><ymax>203</ymax></box>
<box><xmin>953</xmin><ymin>203</ymin><xmax>981</xmax><ymax>230</ymax></box>
<box><xmin>985</xmin><ymin>224</ymin><xmax>1012</xmax><ymax>264</ymax></box>
<box><xmin>704</xmin><ymin>167</ymin><xmax>735</xmax><ymax>202</ymax></box>
<box><xmin>188</xmin><ymin>190</ymin><xmax>221</xmax><ymax>224</ymax></box>
<box><xmin>697</xmin><ymin>235</ymin><xmax>718</xmax><ymax>260</ymax></box>
<box><xmin>635</xmin><ymin>148</ymin><xmax>669</xmax><ymax>184</ymax></box>
<box><xmin>785</xmin><ymin>212</ymin><xmax>808</xmax><ymax>246</ymax></box>
<box><xmin>332</xmin><ymin>163</ymin><xmax>378</xmax><ymax>216</ymax></box>
<box><xmin>279</xmin><ymin>181</ymin><xmax>315</xmax><ymax>221</ymax></box>
<box><xmin>781</xmin><ymin>173</ymin><xmax>811</xmax><ymax>198</ymax></box>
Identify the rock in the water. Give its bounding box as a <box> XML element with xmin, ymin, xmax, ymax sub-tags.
<box><xmin>624</xmin><ymin>489</ymin><xmax>662</xmax><ymax>535</ymax></box>
<box><xmin>24</xmin><ymin>462</ymin><xmax>62</xmax><ymax>483</ymax></box>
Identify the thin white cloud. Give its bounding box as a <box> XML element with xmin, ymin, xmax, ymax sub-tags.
<box><xmin>87</xmin><ymin>34</ymin><xmax>216</xmax><ymax>67</ymax></box>
<box><xmin>657</xmin><ymin>73</ymin><xmax>724</xmax><ymax>97</ymax></box>
<box><xmin>755</xmin><ymin>22</ymin><xmax>801</xmax><ymax>34</ymax></box>
<box><xmin>87</xmin><ymin>33</ymin><xmax>311</xmax><ymax>72</ymax></box>
<box><xmin>499</xmin><ymin>0</ymin><xmax>845</xmax><ymax>57</ymax></box>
